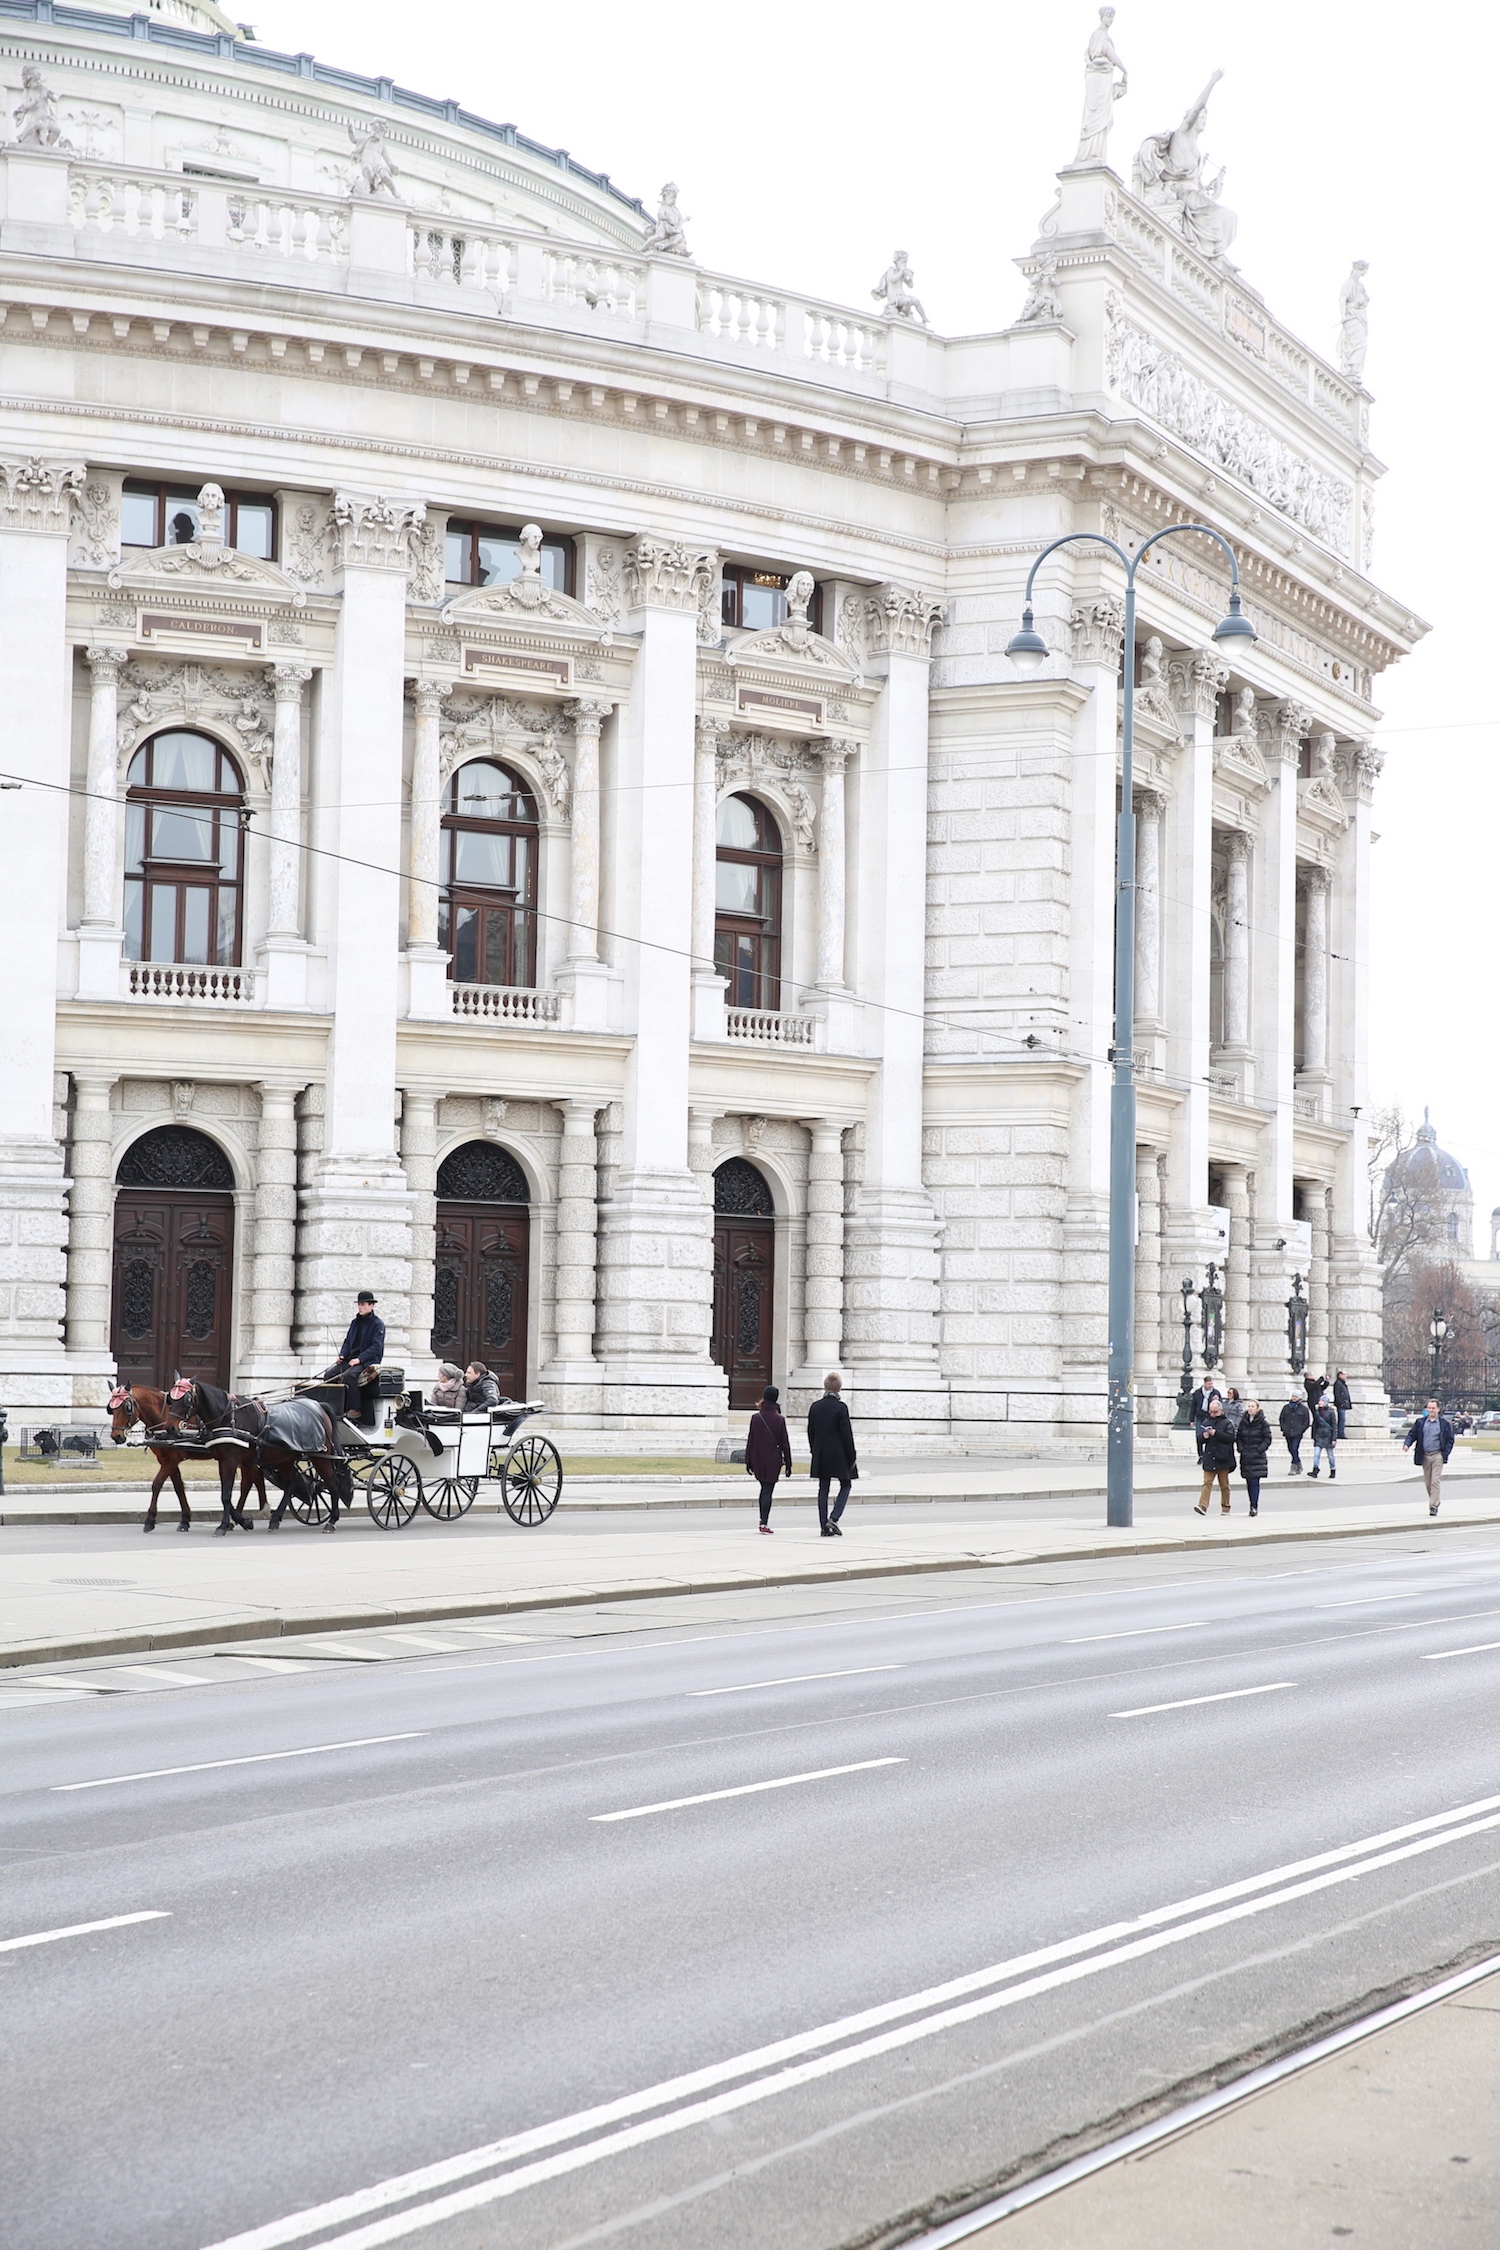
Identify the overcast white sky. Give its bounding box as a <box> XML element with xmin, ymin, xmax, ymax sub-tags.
<box><xmin>257</xmin><ymin>0</ymin><xmax>1495</xmax><ymax>1236</ymax></box>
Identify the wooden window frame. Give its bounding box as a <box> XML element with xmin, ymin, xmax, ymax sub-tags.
<box><xmin>120</xmin><ymin>479</ymin><xmax>278</xmax><ymax>559</ymax></box>
<box><xmin>444</xmin><ymin>519</ymin><xmax>575</xmax><ymax>595</ymax></box>
<box><xmin>439</xmin><ymin>760</ymin><xmax>541</xmax><ymax>989</ymax></box>
<box><xmin>720</xmin><ymin>564</ymin><xmax>822</xmax><ymax>634</ymax></box>
<box><xmin>123</xmin><ymin>731</ymin><xmax>246</xmax><ymax>969</ymax></box>
<box><xmin>714</xmin><ymin>792</ymin><xmax>783</xmax><ymax>1012</ymax></box>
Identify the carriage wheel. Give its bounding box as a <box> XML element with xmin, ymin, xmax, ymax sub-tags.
<box><xmin>501</xmin><ymin>1434</ymin><xmax>563</xmax><ymax>1526</ymax></box>
<box><xmin>421</xmin><ymin>1475</ymin><xmax>478</xmax><ymax>1521</ymax></box>
<box><xmin>288</xmin><ymin>1469</ymin><xmax>335</xmax><ymax>1526</ymax></box>
<box><xmin>364</xmin><ymin>1455</ymin><xmax>423</xmax><ymax>1529</ymax></box>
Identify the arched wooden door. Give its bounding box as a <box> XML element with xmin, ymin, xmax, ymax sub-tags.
<box><xmin>111</xmin><ymin>1126</ymin><xmax>235</xmax><ymax>1389</ymax></box>
<box><xmin>432</xmin><ymin>1140</ymin><xmax>530</xmax><ymax>1400</ymax></box>
<box><xmin>712</xmin><ymin>1157</ymin><xmax>775</xmax><ymax>1409</ymax></box>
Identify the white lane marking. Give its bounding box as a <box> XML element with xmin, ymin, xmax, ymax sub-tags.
<box><xmin>1316</xmin><ymin>1593</ymin><xmax>1415</xmax><ymax>1609</ymax></box>
<box><xmin>51</xmin><ymin>1732</ymin><xmax>426</xmax><ymax>1792</ymax></box>
<box><xmin>96</xmin><ymin>1665</ymin><xmax>218</xmax><ymax>1687</ymax></box>
<box><xmin>1421</xmin><ymin>1641</ymin><xmax>1500</xmax><ymax>1662</ymax></box>
<box><xmin>0</xmin><ymin>1692</ymin><xmax>96</xmax><ymax>1709</ymax></box>
<box><xmin>691</xmin><ymin>1665</ymin><xmax>905</xmax><ymax>1697</ymax></box>
<box><xmin>591</xmin><ymin>1758</ymin><xmax>905</xmax><ymax>1823</ymax></box>
<box><xmin>1065</xmin><ymin>1623</ymin><xmax>1207</xmax><ymax>1644</ymax></box>
<box><xmin>379</xmin><ymin>1633</ymin><xmax>470</xmax><ymax>1652</ymax></box>
<box><xmin>193</xmin><ymin>1799</ymin><xmax>1500</xmax><ymax>2250</ymax></box>
<box><xmin>1110</xmin><ymin>1682</ymin><xmax>1296</xmax><ymax>1718</ymax></box>
<box><xmin>224</xmin><ymin>1657</ymin><xmax>314</xmax><ymax>1673</ymax></box>
<box><xmin>1</xmin><ymin>1910</ymin><xmax>169</xmax><ymax>1954</ymax></box>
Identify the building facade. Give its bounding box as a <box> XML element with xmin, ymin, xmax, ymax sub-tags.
<box><xmin>0</xmin><ymin>4</ymin><xmax>1424</xmax><ymax>1446</ymax></box>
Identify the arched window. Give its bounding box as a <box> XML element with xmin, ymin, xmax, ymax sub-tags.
<box><xmin>439</xmin><ymin>760</ymin><xmax>539</xmax><ymax>988</ymax></box>
<box><xmin>123</xmin><ymin>731</ymin><xmax>245</xmax><ymax>967</ymax></box>
<box><xmin>715</xmin><ymin>793</ymin><xmax>782</xmax><ymax>1011</ymax></box>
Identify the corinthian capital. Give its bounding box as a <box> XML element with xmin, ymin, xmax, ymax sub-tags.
<box><xmin>1274</xmin><ymin>700</ymin><xmax>1315</xmax><ymax>763</ymax></box>
<box><xmin>1353</xmin><ymin>741</ymin><xmax>1383</xmax><ymax>800</ymax></box>
<box><xmin>695</xmin><ymin>711</ymin><xmax>733</xmax><ymax>752</ymax></box>
<box><xmin>270</xmin><ymin>660</ymin><xmax>313</xmax><ymax>702</ymax></box>
<box><xmin>0</xmin><ymin>456</ymin><xmax>85</xmax><ymax>535</ymax></box>
<box><xmin>330</xmin><ymin>492</ymin><xmax>428</xmax><ymax>573</ymax></box>
<box><xmin>84</xmin><ymin>643</ymin><xmax>129</xmax><ymax>681</ymax></box>
<box><xmin>409</xmin><ymin>677</ymin><xmax>452</xmax><ymax>718</ymax></box>
<box><xmin>1068</xmin><ymin>594</ymin><xmax>1126</xmax><ymax>671</ymax></box>
<box><xmin>865</xmin><ymin>582</ymin><xmax>947</xmax><ymax>658</ymax></box>
<box><xmin>567</xmin><ymin>697</ymin><xmax>613</xmax><ymax>736</ymax></box>
<box><xmin>623</xmin><ymin>537</ymin><xmax>719</xmax><ymax>612</ymax></box>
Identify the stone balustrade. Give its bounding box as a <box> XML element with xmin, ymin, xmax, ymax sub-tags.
<box><xmin>725</xmin><ymin>1008</ymin><xmax>817</xmax><ymax>1047</ymax></box>
<box><xmin>450</xmin><ymin>982</ymin><xmax>561</xmax><ymax>1023</ymax></box>
<box><xmin>126</xmin><ymin>963</ymin><xmax>250</xmax><ymax>1004</ymax></box>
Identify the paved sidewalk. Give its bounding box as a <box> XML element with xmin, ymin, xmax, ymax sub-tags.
<box><xmin>1</xmin><ymin>1463</ymin><xmax>1495</xmax><ymax>1669</ymax></box>
<box><xmin>974</xmin><ymin>1966</ymin><xmax>1500</xmax><ymax>2247</ymax></box>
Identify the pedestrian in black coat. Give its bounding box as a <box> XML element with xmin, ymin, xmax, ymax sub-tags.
<box><xmin>1236</xmin><ymin>1401</ymin><xmax>1272</xmax><ymax>1517</ymax></box>
<box><xmin>1332</xmin><ymin>1371</ymin><xmax>1352</xmax><ymax>1440</ymax></box>
<box><xmin>1188</xmin><ymin>1376</ymin><xmax>1223</xmax><ymax>1462</ymax></box>
<box><xmin>1309</xmin><ymin>1398</ymin><xmax>1338</xmax><ymax>1479</ymax></box>
<box><xmin>807</xmin><ymin>1372</ymin><xmax>858</xmax><ymax>1536</ymax></box>
<box><xmin>1194</xmin><ymin>1399</ymin><xmax>1238</xmax><ymax>1515</ymax></box>
<box><xmin>1304</xmin><ymin>1370</ymin><xmax>1328</xmax><ymax>1412</ymax></box>
<box><xmin>1279</xmin><ymin>1394</ymin><xmax>1310</xmax><ymax>1473</ymax></box>
<box><xmin>744</xmin><ymin>1386</ymin><xmax>793</xmax><ymax>1532</ymax></box>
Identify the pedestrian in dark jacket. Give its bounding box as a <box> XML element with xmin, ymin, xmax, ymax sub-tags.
<box><xmin>1304</xmin><ymin>1370</ymin><xmax>1328</xmax><ymax>1412</ymax></box>
<box><xmin>463</xmin><ymin>1363</ymin><xmax>501</xmax><ymax>1409</ymax></box>
<box><xmin>1236</xmin><ymin>1400</ymin><xmax>1272</xmax><ymax>1517</ymax></box>
<box><xmin>1279</xmin><ymin>1394</ymin><xmax>1310</xmax><ymax>1472</ymax></box>
<box><xmin>1332</xmin><ymin>1371</ymin><xmax>1352</xmax><ymax>1440</ymax></box>
<box><xmin>1194</xmin><ymin>1399</ymin><xmax>1238</xmax><ymax>1515</ymax></box>
<box><xmin>1403</xmin><ymin>1397</ymin><xmax>1455</xmax><ymax>1515</ymax></box>
<box><xmin>1309</xmin><ymin>1398</ymin><xmax>1338</xmax><ymax>1479</ymax></box>
<box><xmin>806</xmin><ymin>1372</ymin><xmax>858</xmax><ymax>1536</ymax></box>
<box><xmin>744</xmin><ymin>1386</ymin><xmax>793</xmax><ymax>1532</ymax></box>
<box><xmin>1188</xmin><ymin>1376</ymin><xmax>1223</xmax><ymax>1461</ymax></box>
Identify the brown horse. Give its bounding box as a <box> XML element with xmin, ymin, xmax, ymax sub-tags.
<box><xmin>161</xmin><ymin>1380</ymin><xmax>352</xmax><ymax>1532</ymax></box>
<box><xmin>107</xmin><ymin>1383</ymin><xmax>261</xmax><ymax>1534</ymax></box>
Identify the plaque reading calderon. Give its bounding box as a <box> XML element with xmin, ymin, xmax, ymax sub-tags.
<box><xmin>138</xmin><ymin>612</ymin><xmax>266</xmax><ymax>651</ymax></box>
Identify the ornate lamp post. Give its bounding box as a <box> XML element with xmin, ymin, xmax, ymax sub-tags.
<box><xmin>1008</xmin><ymin>528</ymin><xmax>1254</xmax><ymax>1528</ymax></box>
<box><xmin>1430</xmin><ymin>1307</ymin><xmax>1448</xmax><ymax>1402</ymax></box>
<box><xmin>1286</xmin><ymin>1271</ymin><xmax>1309</xmax><ymax>1375</ymax></box>
<box><xmin>1171</xmin><ymin>1274</ymin><xmax>1197</xmax><ymax>1429</ymax></box>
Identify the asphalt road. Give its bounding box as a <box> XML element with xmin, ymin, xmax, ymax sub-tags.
<box><xmin>5</xmin><ymin>1526</ymin><xmax>1500</xmax><ymax>2250</ymax></box>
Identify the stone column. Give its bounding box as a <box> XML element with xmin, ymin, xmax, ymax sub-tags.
<box><xmin>245</xmin><ymin>1082</ymin><xmax>300</xmax><ymax>1378</ymax></box>
<box><xmin>797</xmin><ymin>1119</ymin><xmax>846</xmax><ymax>1391</ymax></box>
<box><xmin>562</xmin><ymin>698</ymin><xmax>613</xmax><ymax>1031</ymax></box>
<box><xmin>1133</xmin><ymin>786</ymin><xmax>1164</xmax><ymax>1027</ymax></box>
<box><xmin>690</xmin><ymin>712</ymin><xmax>730</xmax><ymax>1041</ymax></box>
<box><xmin>63</xmin><ymin>1072</ymin><xmax>117</xmax><ymax>1363</ymax></box>
<box><xmin>596</xmin><ymin>539</ymin><xmax>724</xmax><ymax>1425</ymax></box>
<box><xmin>259</xmin><ymin>662</ymin><xmax>313</xmax><ymax>1010</ymax></box>
<box><xmin>399</xmin><ymin>1087</ymin><xmax>442</xmax><ymax>1381</ymax></box>
<box><xmin>549</xmin><ymin>1099</ymin><xmax>603</xmax><ymax>1377</ymax></box>
<box><xmin>1222</xmin><ymin>829</ymin><xmax>1251</xmax><ymax>1050</ymax></box>
<box><xmin>1221</xmin><ymin>1163</ymin><xmax>1253</xmax><ymax>1386</ymax></box>
<box><xmin>297</xmin><ymin>494</ymin><xmax>421</xmax><ymax>1367</ymax></box>
<box><xmin>843</xmin><ymin>583</ymin><xmax>948</xmax><ymax>1435</ymax></box>
<box><xmin>1135</xmin><ymin>1145</ymin><xmax>1162</xmax><ymax>1388</ymax></box>
<box><xmin>1307</xmin><ymin>1182</ymin><xmax>1331</xmax><ymax>1380</ymax></box>
<box><xmin>1301</xmin><ymin>865</ymin><xmax>1330</xmax><ymax>1077</ymax></box>
<box><xmin>406</xmin><ymin>676</ymin><xmax>451</xmax><ymax>1022</ymax></box>
<box><xmin>1329</xmin><ymin>744</ymin><xmax>1386</xmax><ymax>1421</ymax></box>
<box><xmin>0</xmin><ymin>459</ymin><xmax>82</xmax><ymax>1408</ymax></box>
<box><xmin>78</xmin><ymin>644</ymin><xmax>128</xmax><ymax>1000</ymax></box>
<box><xmin>816</xmin><ymin>742</ymin><xmax>850</xmax><ymax>989</ymax></box>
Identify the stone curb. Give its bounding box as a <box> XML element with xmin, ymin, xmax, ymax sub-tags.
<box><xmin>3</xmin><ymin>1503</ymin><xmax>1495</xmax><ymax>1673</ymax></box>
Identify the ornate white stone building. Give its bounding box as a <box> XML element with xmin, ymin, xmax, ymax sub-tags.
<box><xmin>0</xmin><ymin>4</ymin><xmax>1424</xmax><ymax>1445</ymax></box>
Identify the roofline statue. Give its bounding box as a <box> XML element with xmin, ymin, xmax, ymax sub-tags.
<box><xmin>872</xmin><ymin>250</ymin><xmax>929</xmax><ymax>325</ymax></box>
<box><xmin>1339</xmin><ymin>260</ymin><xmax>1370</xmax><ymax>383</ymax></box>
<box><xmin>348</xmin><ymin>115</ymin><xmax>399</xmax><ymax>199</ymax></box>
<box><xmin>1073</xmin><ymin>7</ymin><xmax>1128</xmax><ymax>166</ymax></box>
<box><xmin>643</xmin><ymin>183</ymin><xmax>690</xmax><ymax>259</ymax></box>
<box><xmin>1133</xmin><ymin>70</ymin><xmax>1238</xmax><ymax>267</ymax></box>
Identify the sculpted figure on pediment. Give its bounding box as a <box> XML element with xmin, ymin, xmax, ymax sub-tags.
<box><xmin>441</xmin><ymin>527</ymin><xmax>611</xmax><ymax>637</ymax></box>
<box><xmin>1073</xmin><ymin>7</ymin><xmax>1127</xmax><ymax>165</ymax></box>
<box><xmin>14</xmin><ymin>65</ymin><xmax>70</xmax><ymax>151</ymax></box>
<box><xmin>349</xmin><ymin>116</ymin><xmax>399</xmax><ymax>199</ymax></box>
<box><xmin>727</xmin><ymin>571</ymin><xmax>859</xmax><ymax>673</ymax></box>
<box><xmin>643</xmin><ymin>183</ymin><xmax>690</xmax><ymax>258</ymax></box>
<box><xmin>1134</xmin><ymin>634</ymin><xmax>1182</xmax><ymax>734</ymax></box>
<box><xmin>1134</xmin><ymin>72</ymin><xmax>1237</xmax><ymax>265</ymax></box>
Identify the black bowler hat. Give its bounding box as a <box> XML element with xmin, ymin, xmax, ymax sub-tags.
<box><xmin>357</xmin><ymin>1291</ymin><xmax>376</xmax><ymax>1306</ymax></box>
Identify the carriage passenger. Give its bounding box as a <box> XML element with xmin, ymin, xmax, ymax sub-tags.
<box><xmin>464</xmin><ymin>1363</ymin><xmax>502</xmax><ymax>1410</ymax></box>
<box><xmin>431</xmin><ymin>1362</ymin><xmax>466</xmax><ymax>1409</ymax></box>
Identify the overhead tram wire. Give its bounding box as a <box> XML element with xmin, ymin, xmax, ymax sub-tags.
<box><xmin>0</xmin><ymin>766</ymin><xmax>1374</xmax><ymax>1118</ymax></box>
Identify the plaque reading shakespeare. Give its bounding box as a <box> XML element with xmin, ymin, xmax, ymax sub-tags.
<box><xmin>462</xmin><ymin>646</ymin><xmax>572</xmax><ymax>686</ymax></box>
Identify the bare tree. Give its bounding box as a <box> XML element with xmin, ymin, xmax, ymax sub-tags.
<box><xmin>1365</xmin><ymin>1102</ymin><xmax>1408</xmax><ymax>1245</ymax></box>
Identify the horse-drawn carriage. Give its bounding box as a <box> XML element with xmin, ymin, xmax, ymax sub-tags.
<box><xmin>107</xmin><ymin>1368</ymin><xmax>563</xmax><ymax>1534</ymax></box>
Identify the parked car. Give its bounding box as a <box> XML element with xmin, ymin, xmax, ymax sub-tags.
<box><xmin>1477</xmin><ymin>1412</ymin><xmax>1500</xmax><ymax>1431</ymax></box>
<box><xmin>1389</xmin><ymin>1408</ymin><xmax>1414</xmax><ymax>1437</ymax></box>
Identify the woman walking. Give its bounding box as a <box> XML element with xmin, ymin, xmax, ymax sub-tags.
<box><xmin>1223</xmin><ymin>1387</ymin><xmax>1245</xmax><ymax>1434</ymax></box>
<box><xmin>1236</xmin><ymin>1396</ymin><xmax>1272</xmax><ymax>1518</ymax></box>
<box><xmin>1308</xmin><ymin>1393</ymin><xmax>1338</xmax><ymax>1480</ymax></box>
<box><xmin>1194</xmin><ymin>1397</ymin><xmax>1238</xmax><ymax>1516</ymax></box>
<box><xmin>744</xmin><ymin>1384</ymin><xmax>793</xmax><ymax>1533</ymax></box>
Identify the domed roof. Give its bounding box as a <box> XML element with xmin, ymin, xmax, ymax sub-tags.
<box><xmin>1388</xmin><ymin>1109</ymin><xmax>1471</xmax><ymax>1196</ymax></box>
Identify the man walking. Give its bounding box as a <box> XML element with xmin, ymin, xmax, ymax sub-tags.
<box><xmin>1332</xmin><ymin>1369</ymin><xmax>1352</xmax><ymax>1441</ymax></box>
<box><xmin>807</xmin><ymin>1371</ymin><xmax>858</xmax><ymax>1537</ymax></box>
<box><xmin>1403</xmin><ymin>1397</ymin><xmax>1454</xmax><ymax>1516</ymax></box>
<box><xmin>330</xmin><ymin>1290</ymin><xmax>385</xmax><ymax>1424</ymax></box>
<box><xmin>1279</xmin><ymin>1390</ymin><xmax>1310</xmax><ymax>1474</ymax></box>
<box><xmin>1188</xmin><ymin>1372</ymin><xmax>1223</xmax><ymax>1463</ymax></box>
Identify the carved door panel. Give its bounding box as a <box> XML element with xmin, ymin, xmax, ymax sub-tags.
<box><xmin>712</xmin><ymin>1217</ymin><xmax>775</xmax><ymax>1410</ymax></box>
<box><xmin>431</xmin><ymin>1202</ymin><xmax>530</xmax><ymax>1402</ymax></box>
<box><xmin>111</xmin><ymin>1191</ymin><xmax>233</xmax><ymax>1390</ymax></box>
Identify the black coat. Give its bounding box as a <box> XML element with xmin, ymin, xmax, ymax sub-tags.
<box><xmin>1200</xmin><ymin>1418</ymin><xmax>1238</xmax><ymax>1472</ymax></box>
<box><xmin>338</xmin><ymin>1311</ymin><xmax>385</xmax><ymax>1368</ymax></box>
<box><xmin>1311</xmin><ymin>1402</ymin><xmax>1338</xmax><ymax>1447</ymax></box>
<box><xmin>1332</xmin><ymin>1377</ymin><xmax>1352</xmax><ymax>1411</ymax></box>
<box><xmin>1279</xmin><ymin>1399</ymin><xmax>1310</xmax><ymax>1440</ymax></box>
<box><xmin>807</xmin><ymin>1393</ymin><xmax>858</xmax><ymax>1480</ymax></box>
<box><xmin>1236</xmin><ymin>1410</ymin><xmax>1272</xmax><ymax>1478</ymax></box>
<box><xmin>1189</xmin><ymin>1383</ymin><xmax>1223</xmax><ymax>1431</ymax></box>
<box><xmin>1304</xmin><ymin>1373</ymin><xmax>1327</xmax><ymax>1409</ymax></box>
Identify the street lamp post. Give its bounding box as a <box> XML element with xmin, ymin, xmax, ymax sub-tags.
<box><xmin>1007</xmin><ymin>529</ymin><xmax>1255</xmax><ymax>1527</ymax></box>
<box><xmin>1430</xmin><ymin>1307</ymin><xmax>1448</xmax><ymax>1404</ymax></box>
